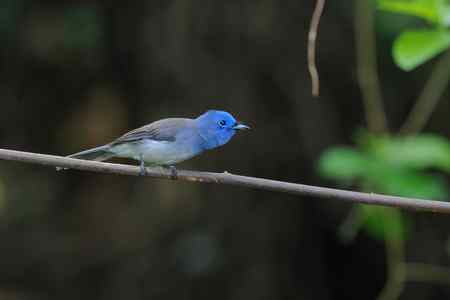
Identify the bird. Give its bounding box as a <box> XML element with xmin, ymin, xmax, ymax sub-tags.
<box><xmin>60</xmin><ymin>110</ymin><xmax>250</xmax><ymax>176</ymax></box>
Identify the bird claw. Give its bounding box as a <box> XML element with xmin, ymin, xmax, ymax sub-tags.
<box><xmin>139</xmin><ymin>154</ymin><xmax>147</xmax><ymax>176</ymax></box>
<box><xmin>163</xmin><ymin>165</ymin><xmax>178</xmax><ymax>179</ymax></box>
<box><xmin>139</xmin><ymin>165</ymin><xmax>147</xmax><ymax>176</ymax></box>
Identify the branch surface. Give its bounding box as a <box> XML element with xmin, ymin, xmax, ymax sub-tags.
<box><xmin>400</xmin><ymin>50</ymin><xmax>450</xmax><ymax>135</ymax></box>
<box><xmin>355</xmin><ymin>0</ymin><xmax>388</xmax><ymax>133</ymax></box>
<box><xmin>0</xmin><ymin>148</ymin><xmax>449</xmax><ymax>213</ymax></box>
<box><xmin>307</xmin><ymin>0</ymin><xmax>325</xmax><ymax>97</ymax></box>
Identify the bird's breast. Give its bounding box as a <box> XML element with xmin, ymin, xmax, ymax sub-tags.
<box><xmin>111</xmin><ymin>137</ymin><xmax>204</xmax><ymax>165</ymax></box>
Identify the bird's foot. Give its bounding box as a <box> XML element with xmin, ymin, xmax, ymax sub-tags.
<box><xmin>163</xmin><ymin>165</ymin><xmax>178</xmax><ymax>179</ymax></box>
<box><xmin>139</xmin><ymin>164</ymin><xmax>148</xmax><ymax>176</ymax></box>
<box><xmin>139</xmin><ymin>154</ymin><xmax>147</xmax><ymax>176</ymax></box>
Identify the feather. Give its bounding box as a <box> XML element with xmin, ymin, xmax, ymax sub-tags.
<box><xmin>111</xmin><ymin>118</ymin><xmax>193</xmax><ymax>145</ymax></box>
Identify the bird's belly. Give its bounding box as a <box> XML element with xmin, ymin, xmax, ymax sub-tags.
<box><xmin>111</xmin><ymin>140</ymin><xmax>200</xmax><ymax>165</ymax></box>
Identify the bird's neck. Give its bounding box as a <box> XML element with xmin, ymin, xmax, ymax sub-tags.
<box><xmin>194</xmin><ymin>118</ymin><xmax>235</xmax><ymax>150</ymax></box>
<box><xmin>197</xmin><ymin>129</ymin><xmax>221</xmax><ymax>150</ymax></box>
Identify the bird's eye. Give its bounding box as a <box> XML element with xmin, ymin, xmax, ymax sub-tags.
<box><xmin>219</xmin><ymin>120</ymin><xmax>226</xmax><ymax>126</ymax></box>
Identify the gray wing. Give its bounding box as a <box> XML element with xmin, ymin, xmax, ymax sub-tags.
<box><xmin>111</xmin><ymin>118</ymin><xmax>194</xmax><ymax>145</ymax></box>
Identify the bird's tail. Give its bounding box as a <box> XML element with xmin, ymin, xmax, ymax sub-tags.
<box><xmin>68</xmin><ymin>145</ymin><xmax>114</xmax><ymax>161</ymax></box>
<box><xmin>57</xmin><ymin>145</ymin><xmax>114</xmax><ymax>171</ymax></box>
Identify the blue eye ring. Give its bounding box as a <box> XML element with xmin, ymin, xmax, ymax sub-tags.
<box><xmin>219</xmin><ymin>120</ymin><xmax>226</xmax><ymax>126</ymax></box>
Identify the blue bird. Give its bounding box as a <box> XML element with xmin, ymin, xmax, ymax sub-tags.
<box><xmin>64</xmin><ymin>110</ymin><xmax>250</xmax><ymax>176</ymax></box>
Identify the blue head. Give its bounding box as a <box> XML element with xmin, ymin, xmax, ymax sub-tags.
<box><xmin>195</xmin><ymin>110</ymin><xmax>250</xmax><ymax>150</ymax></box>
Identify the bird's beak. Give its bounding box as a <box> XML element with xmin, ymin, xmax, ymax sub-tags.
<box><xmin>233</xmin><ymin>122</ymin><xmax>251</xmax><ymax>130</ymax></box>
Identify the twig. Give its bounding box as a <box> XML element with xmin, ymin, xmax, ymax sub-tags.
<box><xmin>338</xmin><ymin>206</ymin><xmax>363</xmax><ymax>243</ymax></box>
<box><xmin>355</xmin><ymin>0</ymin><xmax>388</xmax><ymax>133</ymax></box>
<box><xmin>307</xmin><ymin>0</ymin><xmax>325</xmax><ymax>97</ymax></box>
<box><xmin>406</xmin><ymin>263</ymin><xmax>450</xmax><ymax>285</ymax></box>
<box><xmin>400</xmin><ymin>50</ymin><xmax>450</xmax><ymax>135</ymax></box>
<box><xmin>376</xmin><ymin>258</ymin><xmax>450</xmax><ymax>300</ymax></box>
<box><xmin>0</xmin><ymin>148</ymin><xmax>449</xmax><ymax>213</ymax></box>
<box><xmin>376</xmin><ymin>235</ymin><xmax>406</xmax><ymax>300</ymax></box>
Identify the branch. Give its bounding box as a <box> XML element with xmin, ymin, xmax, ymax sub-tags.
<box><xmin>355</xmin><ymin>0</ymin><xmax>389</xmax><ymax>133</ymax></box>
<box><xmin>376</xmin><ymin>234</ymin><xmax>406</xmax><ymax>300</ymax></box>
<box><xmin>406</xmin><ymin>263</ymin><xmax>450</xmax><ymax>285</ymax></box>
<box><xmin>0</xmin><ymin>148</ymin><xmax>449</xmax><ymax>213</ymax></box>
<box><xmin>307</xmin><ymin>0</ymin><xmax>325</xmax><ymax>97</ymax></box>
<box><xmin>400</xmin><ymin>50</ymin><xmax>450</xmax><ymax>135</ymax></box>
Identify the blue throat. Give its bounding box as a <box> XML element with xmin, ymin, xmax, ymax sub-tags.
<box><xmin>198</xmin><ymin>128</ymin><xmax>236</xmax><ymax>150</ymax></box>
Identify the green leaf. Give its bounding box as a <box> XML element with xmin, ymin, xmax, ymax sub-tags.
<box><xmin>372</xmin><ymin>135</ymin><xmax>450</xmax><ymax>172</ymax></box>
<box><xmin>359</xmin><ymin>205</ymin><xmax>409</xmax><ymax>241</ymax></box>
<box><xmin>393</xmin><ymin>30</ymin><xmax>450</xmax><ymax>70</ymax></box>
<box><xmin>317</xmin><ymin>148</ymin><xmax>371</xmax><ymax>181</ymax></box>
<box><xmin>378</xmin><ymin>0</ymin><xmax>442</xmax><ymax>24</ymax></box>
<box><xmin>365</xmin><ymin>164</ymin><xmax>449</xmax><ymax>200</ymax></box>
<box><xmin>437</xmin><ymin>0</ymin><xmax>450</xmax><ymax>26</ymax></box>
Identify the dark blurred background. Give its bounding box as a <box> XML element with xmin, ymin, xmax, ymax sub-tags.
<box><xmin>0</xmin><ymin>0</ymin><xmax>449</xmax><ymax>299</ymax></box>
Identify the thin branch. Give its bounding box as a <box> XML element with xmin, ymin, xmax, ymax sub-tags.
<box><xmin>406</xmin><ymin>263</ymin><xmax>450</xmax><ymax>286</ymax></box>
<box><xmin>0</xmin><ymin>148</ymin><xmax>449</xmax><ymax>213</ymax></box>
<box><xmin>355</xmin><ymin>0</ymin><xmax>388</xmax><ymax>133</ymax></box>
<box><xmin>338</xmin><ymin>206</ymin><xmax>363</xmax><ymax>243</ymax></box>
<box><xmin>400</xmin><ymin>50</ymin><xmax>450</xmax><ymax>135</ymax></box>
<box><xmin>307</xmin><ymin>0</ymin><xmax>325</xmax><ymax>97</ymax></box>
<box><xmin>376</xmin><ymin>235</ymin><xmax>406</xmax><ymax>300</ymax></box>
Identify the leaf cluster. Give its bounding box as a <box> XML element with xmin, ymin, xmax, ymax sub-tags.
<box><xmin>378</xmin><ymin>0</ymin><xmax>450</xmax><ymax>70</ymax></box>
<box><xmin>318</xmin><ymin>133</ymin><xmax>450</xmax><ymax>240</ymax></box>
